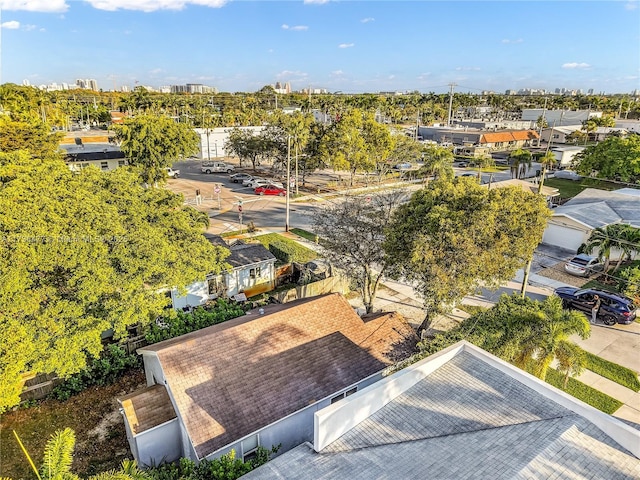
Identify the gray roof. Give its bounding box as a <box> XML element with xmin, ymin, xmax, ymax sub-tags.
<box><xmin>204</xmin><ymin>235</ymin><xmax>276</xmax><ymax>268</ymax></box>
<box><xmin>246</xmin><ymin>351</ymin><xmax>640</xmax><ymax>479</ymax></box>
<box><xmin>553</xmin><ymin>188</ymin><xmax>640</xmax><ymax>229</ymax></box>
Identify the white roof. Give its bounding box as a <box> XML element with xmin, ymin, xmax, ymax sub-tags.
<box><xmin>553</xmin><ymin>188</ymin><xmax>640</xmax><ymax>229</ymax></box>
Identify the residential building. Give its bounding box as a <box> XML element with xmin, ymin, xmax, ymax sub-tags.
<box><xmin>418</xmin><ymin>126</ymin><xmax>538</xmax><ymax>150</ymax></box>
<box><xmin>540</xmin><ymin>125</ymin><xmax>582</xmax><ymax>144</ymax></box>
<box><xmin>170</xmin><ymin>237</ymin><xmax>277</xmax><ymax>310</ymax></box>
<box><xmin>551</xmin><ymin>146</ymin><xmax>585</xmax><ymax>168</ymax></box>
<box><xmin>542</xmin><ymin>188</ymin><xmax>640</xmax><ymax>252</ymax></box>
<box><xmin>60</xmin><ymin>143</ymin><xmax>127</xmax><ymax>172</ymax></box>
<box><xmin>246</xmin><ymin>341</ymin><xmax>640</xmax><ymax>479</ymax></box>
<box><xmin>118</xmin><ymin>294</ymin><xmax>418</xmax><ymax>467</ymax></box>
<box><xmin>615</xmin><ymin>119</ymin><xmax>640</xmax><ymax>134</ymax></box>
<box><xmin>483</xmin><ymin>179</ymin><xmax>560</xmax><ymax>205</ymax></box>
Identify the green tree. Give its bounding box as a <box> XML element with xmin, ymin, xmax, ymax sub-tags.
<box><xmin>0</xmin><ymin>116</ymin><xmax>63</xmax><ymax>160</ymax></box>
<box><xmin>14</xmin><ymin>428</ymin><xmax>149</xmax><ymax>480</ymax></box>
<box><xmin>385</xmin><ymin>178</ymin><xmax>551</xmax><ymax>332</ymax></box>
<box><xmin>537</xmin><ymin>151</ymin><xmax>558</xmax><ymax>191</ymax></box>
<box><xmin>312</xmin><ymin>192</ymin><xmax>405</xmax><ymax>313</ymax></box>
<box><xmin>0</xmin><ymin>152</ymin><xmax>229</xmax><ymax>412</ymax></box>
<box><xmin>555</xmin><ymin>341</ymin><xmax>587</xmax><ymax>389</ymax></box>
<box><xmin>416</xmin><ymin>145</ymin><xmax>454</xmax><ymax>182</ymax></box>
<box><xmin>572</xmin><ymin>135</ymin><xmax>640</xmax><ymax>183</ymax></box>
<box><xmin>515</xmin><ymin>295</ymin><xmax>590</xmax><ymax>381</ymax></box>
<box><xmin>113</xmin><ymin>114</ymin><xmax>199</xmax><ymax>184</ymax></box>
<box><xmin>508</xmin><ymin>148</ymin><xmax>532</xmax><ymax>179</ymax></box>
<box><xmin>578</xmin><ymin>224</ymin><xmax>632</xmax><ymax>273</ymax></box>
<box><xmin>318</xmin><ymin>109</ymin><xmax>377</xmax><ymax>186</ymax></box>
<box><xmin>226</xmin><ymin>127</ymin><xmax>268</xmax><ymax>171</ymax></box>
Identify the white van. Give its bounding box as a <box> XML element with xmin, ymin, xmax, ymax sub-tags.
<box><xmin>201</xmin><ymin>161</ymin><xmax>235</xmax><ymax>174</ymax></box>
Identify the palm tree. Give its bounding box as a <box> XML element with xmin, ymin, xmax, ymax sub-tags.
<box><xmin>536</xmin><ymin>151</ymin><xmax>557</xmax><ymax>191</ymax></box>
<box><xmin>514</xmin><ymin>295</ymin><xmax>590</xmax><ymax>381</ymax></box>
<box><xmin>14</xmin><ymin>428</ymin><xmax>149</xmax><ymax>480</ymax></box>
<box><xmin>555</xmin><ymin>341</ymin><xmax>586</xmax><ymax>389</ymax></box>
<box><xmin>508</xmin><ymin>148</ymin><xmax>532</xmax><ymax>179</ymax></box>
<box><xmin>580</xmin><ymin>224</ymin><xmax>631</xmax><ymax>273</ymax></box>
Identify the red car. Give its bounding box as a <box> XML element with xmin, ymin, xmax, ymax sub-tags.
<box><xmin>255</xmin><ymin>184</ymin><xmax>287</xmax><ymax>196</ymax></box>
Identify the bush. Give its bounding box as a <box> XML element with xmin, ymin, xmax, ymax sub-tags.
<box><xmin>147</xmin><ymin>446</ymin><xmax>280</xmax><ymax>480</ymax></box>
<box><xmin>269</xmin><ymin>241</ymin><xmax>295</xmax><ymax>264</ymax></box>
<box><xmin>145</xmin><ymin>299</ymin><xmax>245</xmax><ymax>344</ymax></box>
<box><xmin>51</xmin><ymin>344</ymin><xmax>140</xmax><ymax>401</ymax></box>
<box><xmin>252</xmin><ymin>233</ymin><xmax>318</xmax><ymax>264</ymax></box>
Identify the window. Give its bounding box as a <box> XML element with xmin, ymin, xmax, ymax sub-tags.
<box><xmin>208</xmin><ymin>277</ymin><xmax>224</xmax><ymax>295</ymax></box>
<box><xmin>118</xmin><ymin>160</ymin><xmax>126</xmax><ymax>167</ymax></box>
<box><xmin>250</xmin><ymin>266</ymin><xmax>261</xmax><ymax>279</ymax></box>
<box><xmin>331</xmin><ymin>386</ymin><xmax>357</xmax><ymax>404</ymax></box>
<box><xmin>242</xmin><ymin>434</ymin><xmax>259</xmax><ymax>462</ymax></box>
<box><xmin>100</xmin><ymin>161</ymin><xmax>109</xmax><ymax>171</ymax></box>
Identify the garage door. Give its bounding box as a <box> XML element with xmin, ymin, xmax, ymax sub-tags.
<box><xmin>542</xmin><ymin>224</ymin><xmax>588</xmax><ymax>252</ymax></box>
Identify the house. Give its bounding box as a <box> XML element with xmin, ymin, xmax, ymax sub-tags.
<box><xmin>593</xmin><ymin>127</ymin><xmax>628</xmax><ymax>142</ymax></box>
<box><xmin>521</xmin><ymin>109</ymin><xmax>602</xmax><ymax>127</ymax></box>
<box><xmin>118</xmin><ymin>294</ymin><xmax>418</xmax><ymax>467</ymax></box>
<box><xmin>551</xmin><ymin>145</ymin><xmax>585</xmax><ymax>168</ymax></box>
<box><xmin>540</xmin><ymin>125</ymin><xmax>582</xmax><ymax>144</ymax></box>
<box><xmin>542</xmin><ymin>188</ymin><xmax>640</xmax><ymax>252</ymax></box>
<box><xmin>60</xmin><ymin>143</ymin><xmax>127</xmax><ymax>172</ymax></box>
<box><xmin>170</xmin><ymin>236</ymin><xmax>276</xmax><ymax>310</ymax></box>
<box><xmin>477</xmin><ymin>130</ymin><xmax>539</xmax><ymax>150</ymax></box>
<box><xmin>245</xmin><ymin>341</ymin><xmax>640</xmax><ymax>479</ymax></box>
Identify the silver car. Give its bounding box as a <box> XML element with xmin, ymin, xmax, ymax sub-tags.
<box><xmin>564</xmin><ymin>254</ymin><xmax>605</xmax><ymax>277</ymax></box>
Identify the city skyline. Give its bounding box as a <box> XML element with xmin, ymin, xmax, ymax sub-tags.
<box><xmin>1</xmin><ymin>0</ymin><xmax>639</xmax><ymax>94</ymax></box>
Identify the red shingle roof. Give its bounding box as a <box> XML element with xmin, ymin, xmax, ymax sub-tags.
<box><xmin>480</xmin><ymin>130</ymin><xmax>539</xmax><ymax>144</ymax></box>
<box><xmin>139</xmin><ymin>294</ymin><xmax>417</xmax><ymax>459</ymax></box>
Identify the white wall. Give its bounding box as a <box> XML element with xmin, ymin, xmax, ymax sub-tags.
<box><xmin>171</xmin><ymin>281</ymin><xmax>210</xmax><ymax>310</ymax></box>
<box><xmin>195</xmin><ymin>127</ymin><xmax>265</xmax><ymax>160</ymax></box>
<box><xmin>136</xmin><ymin>419</ymin><xmax>182</xmax><ymax>467</ymax></box>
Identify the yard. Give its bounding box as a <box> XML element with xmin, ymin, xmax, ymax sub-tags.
<box><xmin>0</xmin><ymin>369</ymin><xmax>146</xmax><ymax>480</ymax></box>
<box><xmin>543</xmin><ymin>177</ymin><xmax>633</xmax><ymax>201</ymax></box>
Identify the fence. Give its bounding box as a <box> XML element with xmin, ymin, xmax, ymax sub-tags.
<box><xmin>270</xmin><ymin>274</ymin><xmax>350</xmax><ymax>304</ymax></box>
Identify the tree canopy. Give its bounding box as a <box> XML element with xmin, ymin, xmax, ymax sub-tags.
<box><xmin>0</xmin><ymin>152</ymin><xmax>229</xmax><ymax>412</ymax></box>
<box><xmin>385</xmin><ymin>178</ymin><xmax>551</xmax><ymax>331</ymax></box>
<box><xmin>312</xmin><ymin>192</ymin><xmax>406</xmax><ymax>313</ymax></box>
<box><xmin>113</xmin><ymin>114</ymin><xmax>199</xmax><ymax>184</ymax></box>
<box><xmin>572</xmin><ymin>135</ymin><xmax>640</xmax><ymax>183</ymax></box>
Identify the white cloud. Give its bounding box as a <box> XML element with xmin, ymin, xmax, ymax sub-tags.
<box><xmin>1</xmin><ymin>20</ymin><xmax>20</xmax><ymax>29</ymax></box>
<box><xmin>276</xmin><ymin>70</ymin><xmax>308</xmax><ymax>80</ymax></box>
<box><xmin>624</xmin><ymin>1</ymin><xmax>638</xmax><ymax>10</ymax></box>
<box><xmin>331</xmin><ymin>70</ymin><xmax>344</xmax><ymax>76</ymax></box>
<box><xmin>361</xmin><ymin>17</ymin><xmax>374</xmax><ymax>23</ymax></box>
<box><xmin>82</xmin><ymin>0</ymin><xmax>227</xmax><ymax>12</ymax></box>
<box><xmin>501</xmin><ymin>38</ymin><xmax>523</xmax><ymax>44</ymax></box>
<box><xmin>455</xmin><ymin>66</ymin><xmax>480</xmax><ymax>71</ymax></box>
<box><xmin>338</xmin><ymin>43</ymin><xmax>354</xmax><ymax>48</ymax></box>
<box><xmin>23</xmin><ymin>23</ymin><xmax>37</xmax><ymax>30</ymax></box>
<box><xmin>149</xmin><ymin>68</ymin><xmax>164</xmax><ymax>75</ymax></box>
<box><xmin>562</xmin><ymin>62</ymin><xmax>591</xmax><ymax>69</ymax></box>
<box><xmin>282</xmin><ymin>24</ymin><xmax>308</xmax><ymax>31</ymax></box>
<box><xmin>0</xmin><ymin>0</ymin><xmax>68</xmax><ymax>12</ymax></box>
<box><xmin>304</xmin><ymin>0</ymin><xmax>330</xmax><ymax>4</ymax></box>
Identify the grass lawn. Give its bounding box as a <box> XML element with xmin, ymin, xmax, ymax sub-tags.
<box><xmin>583</xmin><ymin>350</ymin><xmax>640</xmax><ymax>392</ymax></box>
<box><xmin>290</xmin><ymin>228</ymin><xmax>318</xmax><ymax>243</ymax></box>
<box><xmin>249</xmin><ymin>233</ymin><xmax>318</xmax><ymax>264</ymax></box>
<box><xmin>544</xmin><ymin>368</ymin><xmax>623</xmax><ymax>414</ymax></box>
<box><xmin>544</xmin><ymin>177</ymin><xmax>631</xmax><ymax>200</ymax></box>
<box><xmin>0</xmin><ymin>369</ymin><xmax>146</xmax><ymax>480</ymax></box>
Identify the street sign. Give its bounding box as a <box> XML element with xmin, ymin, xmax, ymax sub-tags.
<box><xmin>238</xmin><ymin>205</ymin><xmax>243</xmax><ymax>212</ymax></box>
<box><xmin>214</xmin><ymin>186</ymin><xmax>220</xmax><ymax>194</ymax></box>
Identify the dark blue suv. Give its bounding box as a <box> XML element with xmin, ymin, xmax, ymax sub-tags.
<box><xmin>554</xmin><ymin>287</ymin><xmax>637</xmax><ymax>325</ymax></box>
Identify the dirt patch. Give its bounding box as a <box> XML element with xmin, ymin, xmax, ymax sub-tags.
<box><xmin>537</xmin><ymin>262</ymin><xmax>591</xmax><ymax>288</ymax></box>
<box><xmin>0</xmin><ymin>369</ymin><xmax>146</xmax><ymax>479</ymax></box>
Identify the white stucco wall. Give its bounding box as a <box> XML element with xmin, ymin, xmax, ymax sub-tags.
<box><xmin>135</xmin><ymin>419</ymin><xmax>182</xmax><ymax>467</ymax></box>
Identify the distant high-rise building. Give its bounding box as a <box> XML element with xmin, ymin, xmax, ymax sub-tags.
<box><xmin>587</xmin><ymin>89</ymin><xmax>594</xmax><ymax>95</ymax></box>
<box><xmin>121</xmin><ymin>85</ymin><xmax>130</xmax><ymax>93</ymax></box>
<box><xmin>76</xmin><ymin>79</ymin><xmax>86</xmax><ymax>89</ymax></box>
<box><xmin>22</xmin><ymin>79</ymin><xmax>30</xmax><ymax>86</ymax></box>
<box><xmin>88</xmin><ymin>79</ymin><xmax>98</xmax><ymax>91</ymax></box>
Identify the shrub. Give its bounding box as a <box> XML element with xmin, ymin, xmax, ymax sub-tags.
<box><xmin>269</xmin><ymin>241</ymin><xmax>295</xmax><ymax>264</ymax></box>
<box><xmin>51</xmin><ymin>344</ymin><xmax>140</xmax><ymax>401</ymax></box>
<box><xmin>145</xmin><ymin>299</ymin><xmax>245</xmax><ymax>344</ymax></box>
<box><xmin>252</xmin><ymin>233</ymin><xmax>318</xmax><ymax>264</ymax></box>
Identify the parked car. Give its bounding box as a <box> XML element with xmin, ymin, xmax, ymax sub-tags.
<box><xmin>564</xmin><ymin>254</ymin><xmax>605</xmax><ymax>277</ymax></box>
<box><xmin>554</xmin><ymin>287</ymin><xmax>637</xmax><ymax>325</ymax></box>
<box><xmin>246</xmin><ymin>178</ymin><xmax>270</xmax><ymax>189</ymax></box>
<box><xmin>201</xmin><ymin>161</ymin><xmax>234</xmax><ymax>174</ymax></box>
<box><xmin>255</xmin><ymin>184</ymin><xmax>287</xmax><ymax>196</ymax></box>
<box><xmin>393</xmin><ymin>163</ymin><xmax>412</xmax><ymax>171</ymax></box>
<box><xmin>164</xmin><ymin>167</ymin><xmax>180</xmax><ymax>178</ymax></box>
<box><xmin>553</xmin><ymin>170</ymin><xmax>583</xmax><ymax>181</ymax></box>
<box><xmin>230</xmin><ymin>173</ymin><xmax>253</xmax><ymax>183</ymax></box>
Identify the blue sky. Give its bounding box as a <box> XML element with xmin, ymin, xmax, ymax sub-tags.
<box><xmin>1</xmin><ymin>0</ymin><xmax>639</xmax><ymax>94</ymax></box>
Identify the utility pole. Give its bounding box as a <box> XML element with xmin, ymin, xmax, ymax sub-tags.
<box><xmin>538</xmin><ymin>97</ymin><xmax>548</xmax><ymax>147</ymax></box>
<box><xmin>285</xmin><ymin>136</ymin><xmax>291</xmax><ymax>232</ymax></box>
<box><xmin>447</xmin><ymin>83</ymin><xmax>457</xmax><ymax>126</ymax></box>
<box><xmin>295</xmin><ymin>136</ymin><xmax>299</xmax><ymax>195</ymax></box>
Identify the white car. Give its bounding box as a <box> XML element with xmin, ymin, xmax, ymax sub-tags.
<box><xmin>246</xmin><ymin>178</ymin><xmax>269</xmax><ymax>189</ymax></box>
<box><xmin>564</xmin><ymin>254</ymin><xmax>605</xmax><ymax>277</ymax></box>
<box><xmin>164</xmin><ymin>167</ymin><xmax>180</xmax><ymax>178</ymax></box>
